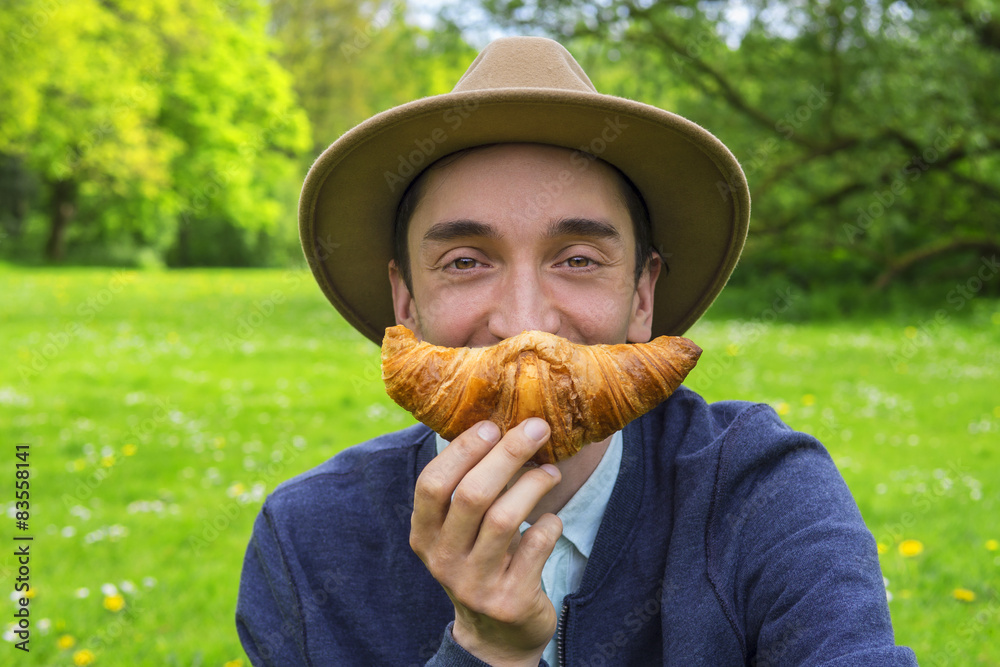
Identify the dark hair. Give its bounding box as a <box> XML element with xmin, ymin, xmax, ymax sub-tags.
<box><xmin>392</xmin><ymin>145</ymin><xmax>657</xmax><ymax>292</ymax></box>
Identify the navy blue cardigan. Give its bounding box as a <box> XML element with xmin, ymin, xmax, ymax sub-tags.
<box><xmin>236</xmin><ymin>387</ymin><xmax>918</xmax><ymax>665</ymax></box>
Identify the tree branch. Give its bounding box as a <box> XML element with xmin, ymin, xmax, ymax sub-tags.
<box><xmin>624</xmin><ymin>2</ymin><xmax>817</xmax><ymax>147</ymax></box>
<box><xmin>754</xmin><ymin>181</ymin><xmax>870</xmax><ymax>237</ymax></box>
<box><xmin>871</xmin><ymin>235</ymin><xmax>1000</xmax><ymax>290</ymax></box>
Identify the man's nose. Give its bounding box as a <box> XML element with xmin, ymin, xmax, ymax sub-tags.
<box><xmin>487</xmin><ymin>267</ymin><xmax>560</xmax><ymax>339</ymax></box>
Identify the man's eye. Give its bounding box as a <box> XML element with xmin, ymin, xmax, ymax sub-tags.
<box><xmin>565</xmin><ymin>256</ymin><xmax>593</xmax><ymax>268</ymax></box>
<box><xmin>450</xmin><ymin>258</ymin><xmax>478</xmax><ymax>270</ymax></box>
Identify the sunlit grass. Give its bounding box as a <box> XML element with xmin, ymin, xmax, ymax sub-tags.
<box><xmin>1</xmin><ymin>266</ymin><xmax>997</xmax><ymax>664</ymax></box>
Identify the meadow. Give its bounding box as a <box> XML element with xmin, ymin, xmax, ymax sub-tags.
<box><xmin>1</xmin><ymin>265</ymin><xmax>997</xmax><ymax>665</ymax></box>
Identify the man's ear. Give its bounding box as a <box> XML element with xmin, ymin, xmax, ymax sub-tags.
<box><xmin>388</xmin><ymin>260</ymin><xmax>421</xmax><ymax>338</ymax></box>
<box><xmin>626</xmin><ymin>252</ymin><xmax>662</xmax><ymax>343</ymax></box>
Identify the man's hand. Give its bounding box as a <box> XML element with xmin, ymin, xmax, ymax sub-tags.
<box><xmin>410</xmin><ymin>418</ymin><xmax>563</xmax><ymax>666</ymax></box>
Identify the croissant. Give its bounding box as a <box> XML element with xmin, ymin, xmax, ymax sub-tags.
<box><xmin>381</xmin><ymin>325</ymin><xmax>702</xmax><ymax>464</ymax></box>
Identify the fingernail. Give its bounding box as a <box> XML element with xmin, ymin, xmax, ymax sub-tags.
<box><xmin>477</xmin><ymin>421</ymin><xmax>500</xmax><ymax>443</ymax></box>
<box><xmin>523</xmin><ymin>418</ymin><xmax>548</xmax><ymax>443</ymax></box>
<box><xmin>540</xmin><ymin>464</ymin><xmax>560</xmax><ymax>479</ymax></box>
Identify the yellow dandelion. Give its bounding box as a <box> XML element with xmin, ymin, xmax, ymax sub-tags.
<box><xmin>73</xmin><ymin>649</ymin><xmax>96</xmax><ymax>666</ymax></box>
<box><xmin>122</xmin><ymin>444</ymin><xmax>137</xmax><ymax>457</ymax></box>
<box><xmin>904</xmin><ymin>326</ymin><xmax>918</xmax><ymax>339</ymax></box>
<box><xmin>57</xmin><ymin>634</ymin><xmax>76</xmax><ymax>650</ymax></box>
<box><xmin>725</xmin><ymin>343</ymin><xmax>740</xmax><ymax>356</ymax></box>
<box><xmin>898</xmin><ymin>539</ymin><xmax>924</xmax><ymax>557</ymax></box>
<box><xmin>986</xmin><ymin>539</ymin><xmax>999</xmax><ymax>551</ymax></box>
<box><xmin>224</xmin><ymin>660</ymin><xmax>244</xmax><ymax>667</ymax></box>
<box><xmin>24</xmin><ymin>587</ymin><xmax>36</xmax><ymax>599</ymax></box>
<box><xmin>100</xmin><ymin>455</ymin><xmax>115</xmax><ymax>468</ymax></box>
<box><xmin>227</xmin><ymin>482</ymin><xmax>247</xmax><ymax>498</ymax></box>
<box><xmin>103</xmin><ymin>594</ymin><xmax>125</xmax><ymax>612</ymax></box>
<box><xmin>776</xmin><ymin>402</ymin><xmax>790</xmax><ymax>416</ymax></box>
<box><xmin>953</xmin><ymin>588</ymin><xmax>976</xmax><ymax>602</ymax></box>
<box><xmin>802</xmin><ymin>394</ymin><xmax>816</xmax><ymax>406</ymax></box>
<box><xmin>876</xmin><ymin>542</ymin><xmax>889</xmax><ymax>555</ymax></box>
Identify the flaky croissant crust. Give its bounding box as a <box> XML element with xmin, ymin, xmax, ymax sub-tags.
<box><xmin>381</xmin><ymin>325</ymin><xmax>702</xmax><ymax>464</ymax></box>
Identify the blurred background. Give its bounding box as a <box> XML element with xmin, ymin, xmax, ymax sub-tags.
<box><xmin>2</xmin><ymin>0</ymin><xmax>999</xmax><ymax>305</ymax></box>
<box><xmin>1</xmin><ymin>0</ymin><xmax>998</xmax><ymax>664</ymax></box>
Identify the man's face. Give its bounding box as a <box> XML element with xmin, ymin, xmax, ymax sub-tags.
<box><xmin>389</xmin><ymin>143</ymin><xmax>659</xmax><ymax>348</ymax></box>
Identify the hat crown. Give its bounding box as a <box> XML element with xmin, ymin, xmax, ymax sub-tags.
<box><xmin>453</xmin><ymin>36</ymin><xmax>597</xmax><ymax>94</ymax></box>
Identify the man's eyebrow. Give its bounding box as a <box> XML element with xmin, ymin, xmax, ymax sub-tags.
<box><xmin>420</xmin><ymin>219</ymin><xmax>502</xmax><ymax>246</ymax></box>
<box><xmin>547</xmin><ymin>217</ymin><xmax>623</xmax><ymax>243</ymax></box>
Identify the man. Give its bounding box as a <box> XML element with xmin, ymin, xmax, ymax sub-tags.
<box><xmin>237</xmin><ymin>37</ymin><xmax>918</xmax><ymax>665</ymax></box>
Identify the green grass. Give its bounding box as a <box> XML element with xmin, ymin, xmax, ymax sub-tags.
<box><xmin>1</xmin><ymin>266</ymin><xmax>997</xmax><ymax>665</ymax></box>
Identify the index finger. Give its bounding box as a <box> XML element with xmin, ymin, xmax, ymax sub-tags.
<box><xmin>411</xmin><ymin>421</ymin><xmax>502</xmax><ymax>536</ymax></box>
<box><xmin>439</xmin><ymin>418</ymin><xmax>552</xmax><ymax>544</ymax></box>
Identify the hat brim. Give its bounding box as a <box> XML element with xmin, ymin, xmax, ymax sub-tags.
<box><xmin>300</xmin><ymin>88</ymin><xmax>749</xmax><ymax>345</ymax></box>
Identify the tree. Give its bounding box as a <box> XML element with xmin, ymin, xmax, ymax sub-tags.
<box><xmin>463</xmin><ymin>0</ymin><xmax>1000</xmax><ymax>291</ymax></box>
<box><xmin>270</xmin><ymin>0</ymin><xmax>477</xmax><ymax>153</ymax></box>
<box><xmin>0</xmin><ymin>0</ymin><xmax>310</xmax><ymax>263</ymax></box>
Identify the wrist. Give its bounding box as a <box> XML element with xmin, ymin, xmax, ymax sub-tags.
<box><xmin>451</xmin><ymin>619</ymin><xmax>545</xmax><ymax>667</ymax></box>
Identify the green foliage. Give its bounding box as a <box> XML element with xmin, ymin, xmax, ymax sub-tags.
<box><xmin>0</xmin><ymin>0</ymin><xmax>311</xmax><ymax>265</ymax></box>
<box><xmin>5</xmin><ymin>0</ymin><xmax>996</xmax><ymax>282</ymax></box>
<box><xmin>270</xmin><ymin>0</ymin><xmax>478</xmax><ymax>152</ymax></box>
<box><xmin>1</xmin><ymin>266</ymin><xmax>997</xmax><ymax>662</ymax></box>
<box><xmin>467</xmin><ymin>0</ymin><xmax>1000</xmax><ymax>290</ymax></box>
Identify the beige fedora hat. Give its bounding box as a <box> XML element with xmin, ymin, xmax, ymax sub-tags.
<box><xmin>299</xmin><ymin>36</ymin><xmax>750</xmax><ymax>345</ymax></box>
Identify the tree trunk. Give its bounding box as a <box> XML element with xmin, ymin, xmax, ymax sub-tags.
<box><xmin>45</xmin><ymin>179</ymin><xmax>78</xmax><ymax>261</ymax></box>
<box><xmin>176</xmin><ymin>217</ymin><xmax>191</xmax><ymax>266</ymax></box>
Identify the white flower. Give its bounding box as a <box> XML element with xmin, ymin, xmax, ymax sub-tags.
<box><xmin>100</xmin><ymin>583</ymin><xmax>118</xmax><ymax>597</ymax></box>
<box><xmin>119</xmin><ymin>580</ymin><xmax>136</xmax><ymax>594</ymax></box>
<box><xmin>75</xmin><ymin>587</ymin><xmax>90</xmax><ymax>599</ymax></box>
<box><xmin>84</xmin><ymin>528</ymin><xmax>106</xmax><ymax>543</ymax></box>
<box><xmin>142</xmin><ymin>577</ymin><xmax>157</xmax><ymax>588</ymax></box>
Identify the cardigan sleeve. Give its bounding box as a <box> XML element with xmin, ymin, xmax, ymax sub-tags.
<box><xmin>427</xmin><ymin>622</ymin><xmax>551</xmax><ymax>667</ymax></box>
<box><xmin>706</xmin><ymin>405</ymin><xmax>919</xmax><ymax>665</ymax></box>
<box><xmin>237</xmin><ymin>505</ymin><xmax>547</xmax><ymax>667</ymax></box>
<box><xmin>236</xmin><ymin>507</ymin><xmax>312</xmax><ymax>667</ymax></box>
